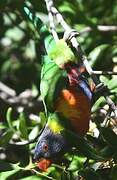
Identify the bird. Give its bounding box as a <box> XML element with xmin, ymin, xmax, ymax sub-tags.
<box><xmin>34</xmin><ymin>40</ymin><xmax>93</xmax><ymax>171</ymax></box>
<box><xmin>23</xmin><ymin>7</ymin><xmax>93</xmax><ymax>171</ymax></box>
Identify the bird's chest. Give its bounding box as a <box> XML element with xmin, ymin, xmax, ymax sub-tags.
<box><xmin>55</xmin><ymin>86</ymin><xmax>91</xmax><ymax>135</ymax></box>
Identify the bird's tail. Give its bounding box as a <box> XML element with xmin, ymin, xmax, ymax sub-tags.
<box><xmin>24</xmin><ymin>6</ymin><xmax>48</xmax><ymax>35</ymax></box>
<box><xmin>24</xmin><ymin>5</ymin><xmax>56</xmax><ymax>61</ymax></box>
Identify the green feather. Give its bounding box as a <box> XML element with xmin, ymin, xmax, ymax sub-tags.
<box><xmin>24</xmin><ymin>6</ymin><xmax>47</xmax><ymax>34</ymax></box>
<box><xmin>44</xmin><ymin>35</ymin><xmax>56</xmax><ymax>55</ymax></box>
<box><xmin>24</xmin><ymin>5</ymin><xmax>56</xmax><ymax>56</ymax></box>
<box><xmin>40</xmin><ymin>58</ymin><xmax>68</xmax><ymax>111</ymax></box>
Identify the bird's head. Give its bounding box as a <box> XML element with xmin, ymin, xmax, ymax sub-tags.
<box><xmin>34</xmin><ymin>113</ymin><xmax>70</xmax><ymax>171</ymax></box>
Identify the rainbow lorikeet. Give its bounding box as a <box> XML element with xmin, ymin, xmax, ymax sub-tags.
<box><xmin>23</xmin><ymin>7</ymin><xmax>93</xmax><ymax>170</ymax></box>
<box><xmin>34</xmin><ymin>40</ymin><xmax>93</xmax><ymax>170</ymax></box>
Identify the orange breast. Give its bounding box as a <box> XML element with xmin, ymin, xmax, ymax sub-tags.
<box><xmin>55</xmin><ymin>86</ymin><xmax>91</xmax><ymax>135</ymax></box>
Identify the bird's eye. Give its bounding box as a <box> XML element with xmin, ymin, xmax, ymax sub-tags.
<box><xmin>42</xmin><ymin>144</ymin><xmax>48</xmax><ymax>152</ymax></box>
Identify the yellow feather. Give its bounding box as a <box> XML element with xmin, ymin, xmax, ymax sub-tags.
<box><xmin>48</xmin><ymin>118</ymin><xmax>64</xmax><ymax>134</ymax></box>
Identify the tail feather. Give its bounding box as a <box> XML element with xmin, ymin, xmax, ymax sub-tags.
<box><xmin>24</xmin><ymin>6</ymin><xmax>48</xmax><ymax>34</ymax></box>
<box><xmin>77</xmin><ymin>77</ymin><xmax>92</xmax><ymax>100</ymax></box>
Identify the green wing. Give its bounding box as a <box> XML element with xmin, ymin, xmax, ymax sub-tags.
<box><xmin>40</xmin><ymin>57</ymin><xmax>68</xmax><ymax>111</ymax></box>
<box><xmin>24</xmin><ymin>6</ymin><xmax>68</xmax><ymax>111</ymax></box>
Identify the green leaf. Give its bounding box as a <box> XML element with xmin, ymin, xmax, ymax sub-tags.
<box><xmin>110</xmin><ymin>165</ymin><xmax>117</xmax><ymax>180</ymax></box>
<box><xmin>79</xmin><ymin>168</ymin><xmax>101</xmax><ymax>180</ymax></box>
<box><xmin>1</xmin><ymin>60</ymin><xmax>11</xmax><ymax>74</ymax></box>
<box><xmin>6</xmin><ymin>107</ymin><xmax>14</xmax><ymax>130</ymax></box>
<box><xmin>0</xmin><ymin>161</ymin><xmax>13</xmax><ymax>172</ymax></box>
<box><xmin>92</xmin><ymin>97</ymin><xmax>105</xmax><ymax>113</ymax></box>
<box><xmin>89</xmin><ymin>44</ymin><xmax>110</xmax><ymax>68</ymax></box>
<box><xmin>101</xmin><ymin>127</ymin><xmax>117</xmax><ymax>152</ymax></box>
<box><xmin>39</xmin><ymin>112</ymin><xmax>47</xmax><ymax>127</ymax></box>
<box><xmin>20</xmin><ymin>176</ymin><xmax>40</xmax><ymax>180</ymax></box>
<box><xmin>32</xmin><ymin>84</ymin><xmax>39</xmax><ymax>97</ymax></box>
<box><xmin>0</xmin><ymin>169</ymin><xmax>20</xmax><ymax>179</ymax></box>
<box><xmin>101</xmin><ymin>76</ymin><xmax>117</xmax><ymax>91</ymax></box>
<box><xmin>0</xmin><ymin>123</ymin><xmax>7</xmax><ymax>129</ymax></box>
<box><xmin>100</xmin><ymin>75</ymin><xmax>109</xmax><ymax>85</ymax></box>
<box><xmin>18</xmin><ymin>113</ymin><xmax>28</xmax><ymax>140</ymax></box>
<box><xmin>28</xmin><ymin>126</ymin><xmax>39</xmax><ymax>141</ymax></box>
<box><xmin>59</xmin><ymin>1</ymin><xmax>75</xmax><ymax>15</ymax></box>
<box><xmin>0</xmin><ymin>129</ymin><xmax>13</xmax><ymax>146</ymax></box>
<box><xmin>68</xmin><ymin>156</ymin><xmax>86</xmax><ymax>171</ymax></box>
<box><xmin>107</xmin><ymin>77</ymin><xmax>117</xmax><ymax>90</ymax></box>
<box><xmin>100</xmin><ymin>146</ymin><xmax>114</xmax><ymax>158</ymax></box>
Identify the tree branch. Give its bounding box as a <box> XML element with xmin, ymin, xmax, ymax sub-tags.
<box><xmin>80</xmin><ymin>25</ymin><xmax>117</xmax><ymax>34</ymax></box>
<box><xmin>92</xmin><ymin>70</ymin><xmax>117</xmax><ymax>75</ymax></box>
<box><xmin>0</xmin><ymin>81</ymin><xmax>16</xmax><ymax>97</ymax></box>
<box><xmin>0</xmin><ymin>81</ymin><xmax>43</xmax><ymax>112</ymax></box>
<box><xmin>45</xmin><ymin>0</ymin><xmax>59</xmax><ymax>42</ymax></box>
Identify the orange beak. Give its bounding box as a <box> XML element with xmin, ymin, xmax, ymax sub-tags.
<box><xmin>36</xmin><ymin>158</ymin><xmax>52</xmax><ymax>171</ymax></box>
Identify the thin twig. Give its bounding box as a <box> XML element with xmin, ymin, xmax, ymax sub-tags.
<box><xmin>45</xmin><ymin>0</ymin><xmax>59</xmax><ymax>42</ymax></box>
<box><xmin>101</xmin><ymin>110</ymin><xmax>111</xmax><ymax>127</ymax></box>
<box><xmin>31</xmin><ymin>169</ymin><xmax>56</xmax><ymax>180</ymax></box>
<box><xmin>9</xmin><ymin>127</ymin><xmax>45</xmax><ymax>145</ymax></box>
<box><xmin>9</xmin><ymin>140</ymin><xmax>32</xmax><ymax>145</ymax></box>
<box><xmin>44</xmin><ymin>0</ymin><xmax>117</xmax><ymax>117</ymax></box>
<box><xmin>0</xmin><ymin>82</ymin><xmax>43</xmax><ymax>112</ymax></box>
<box><xmin>80</xmin><ymin>25</ymin><xmax>117</xmax><ymax>34</ymax></box>
<box><xmin>9</xmin><ymin>134</ymin><xmax>39</xmax><ymax>145</ymax></box>
<box><xmin>97</xmin><ymin>25</ymin><xmax>117</xmax><ymax>31</ymax></box>
<box><xmin>52</xmin><ymin>163</ymin><xmax>67</xmax><ymax>173</ymax></box>
<box><xmin>92</xmin><ymin>70</ymin><xmax>117</xmax><ymax>75</ymax></box>
<box><xmin>0</xmin><ymin>81</ymin><xmax>16</xmax><ymax>97</ymax></box>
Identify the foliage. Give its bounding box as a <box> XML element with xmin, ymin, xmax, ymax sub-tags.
<box><xmin>0</xmin><ymin>0</ymin><xmax>117</xmax><ymax>179</ymax></box>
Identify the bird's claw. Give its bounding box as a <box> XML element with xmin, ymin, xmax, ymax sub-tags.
<box><xmin>63</xmin><ymin>29</ymin><xmax>79</xmax><ymax>43</ymax></box>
